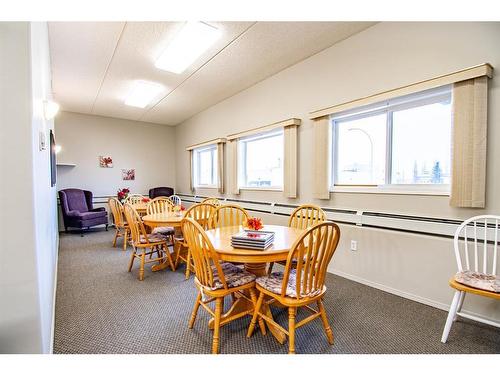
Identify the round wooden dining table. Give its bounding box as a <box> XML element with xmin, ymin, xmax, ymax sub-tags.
<box><xmin>205</xmin><ymin>224</ymin><xmax>305</xmax><ymax>344</ymax></box>
<box><xmin>142</xmin><ymin>211</ymin><xmax>186</xmax><ymax>272</ymax></box>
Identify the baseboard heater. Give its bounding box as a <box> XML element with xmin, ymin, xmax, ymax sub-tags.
<box><xmin>176</xmin><ymin>193</ymin><xmax>468</xmax><ymax>239</ymax></box>
<box><xmin>59</xmin><ymin>193</ymin><xmax>480</xmax><ymax>240</ymax></box>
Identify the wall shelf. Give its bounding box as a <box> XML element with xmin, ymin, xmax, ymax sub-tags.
<box><xmin>56</xmin><ymin>163</ymin><xmax>76</xmax><ymax>167</ymax></box>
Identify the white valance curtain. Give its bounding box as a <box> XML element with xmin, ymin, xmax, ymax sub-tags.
<box><xmin>309</xmin><ymin>63</ymin><xmax>493</xmax><ymax>204</ymax></box>
<box><xmin>227</xmin><ymin>118</ymin><xmax>301</xmax><ymax>198</ymax></box>
<box><xmin>186</xmin><ymin>138</ymin><xmax>226</xmax><ymax>193</ymax></box>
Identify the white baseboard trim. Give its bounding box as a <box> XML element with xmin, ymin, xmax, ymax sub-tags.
<box><xmin>328</xmin><ymin>268</ymin><xmax>500</xmax><ymax>325</ymax></box>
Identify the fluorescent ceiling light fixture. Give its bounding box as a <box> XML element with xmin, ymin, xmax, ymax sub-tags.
<box><xmin>43</xmin><ymin>100</ymin><xmax>60</xmax><ymax>120</ymax></box>
<box><xmin>155</xmin><ymin>22</ymin><xmax>221</xmax><ymax>74</ymax></box>
<box><xmin>124</xmin><ymin>81</ymin><xmax>164</xmax><ymax>108</ymax></box>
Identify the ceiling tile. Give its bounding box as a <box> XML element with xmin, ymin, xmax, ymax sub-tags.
<box><xmin>49</xmin><ymin>22</ymin><xmax>125</xmax><ymax>113</ymax></box>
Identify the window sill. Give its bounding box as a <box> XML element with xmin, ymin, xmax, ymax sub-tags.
<box><xmin>330</xmin><ymin>185</ymin><xmax>450</xmax><ymax>196</ymax></box>
<box><xmin>239</xmin><ymin>187</ymin><xmax>283</xmax><ymax>192</ymax></box>
<box><xmin>194</xmin><ymin>186</ymin><xmax>218</xmax><ymax>190</ymax></box>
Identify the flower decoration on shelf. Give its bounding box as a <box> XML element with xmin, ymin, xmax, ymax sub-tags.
<box><xmin>141</xmin><ymin>197</ymin><xmax>150</xmax><ymax>203</ymax></box>
<box><xmin>117</xmin><ymin>188</ymin><xmax>130</xmax><ymax>203</ymax></box>
<box><xmin>245</xmin><ymin>217</ymin><xmax>263</xmax><ymax>231</ymax></box>
<box><xmin>173</xmin><ymin>205</ymin><xmax>186</xmax><ymax>216</ymax></box>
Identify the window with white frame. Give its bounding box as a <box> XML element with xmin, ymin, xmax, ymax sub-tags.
<box><xmin>331</xmin><ymin>86</ymin><xmax>452</xmax><ymax>191</ymax></box>
<box><xmin>238</xmin><ymin>129</ymin><xmax>284</xmax><ymax>189</ymax></box>
<box><xmin>193</xmin><ymin>145</ymin><xmax>217</xmax><ymax>188</ymax></box>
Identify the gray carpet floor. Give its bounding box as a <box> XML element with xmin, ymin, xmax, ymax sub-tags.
<box><xmin>54</xmin><ymin>229</ymin><xmax>500</xmax><ymax>354</ymax></box>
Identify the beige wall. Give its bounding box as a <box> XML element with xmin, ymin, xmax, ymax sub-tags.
<box><xmin>175</xmin><ymin>22</ymin><xmax>500</xmax><ymax>321</ymax></box>
<box><xmin>55</xmin><ymin>111</ymin><xmax>177</xmax><ymax>197</ymax></box>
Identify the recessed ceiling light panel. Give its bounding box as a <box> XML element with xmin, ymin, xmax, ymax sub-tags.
<box><xmin>124</xmin><ymin>81</ymin><xmax>164</xmax><ymax>108</ymax></box>
<box><xmin>155</xmin><ymin>22</ymin><xmax>221</xmax><ymax>74</ymax></box>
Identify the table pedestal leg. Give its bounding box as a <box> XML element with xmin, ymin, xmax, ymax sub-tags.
<box><xmin>207</xmin><ymin>262</ymin><xmax>286</xmax><ymax>344</ymax></box>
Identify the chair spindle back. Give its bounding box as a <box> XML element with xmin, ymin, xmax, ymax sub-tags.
<box><xmin>288</xmin><ymin>204</ymin><xmax>326</xmax><ymax>230</ymax></box>
<box><xmin>454</xmin><ymin>215</ymin><xmax>500</xmax><ymax>275</ymax></box>
<box><xmin>201</xmin><ymin>197</ymin><xmax>221</xmax><ymax>207</ymax></box>
<box><xmin>282</xmin><ymin>222</ymin><xmax>340</xmax><ymax>299</ymax></box>
<box><xmin>181</xmin><ymin>218</ymin><xmax>228</xmax><ymax>289</ymax></box>
<box><xmin>125</xmin><ymin>194</ymin><xmax>147</xmax><ymax>205</ymax></box>
<box><xmin>210</xmin><ymin>204</ymin><xmax>249</xmax><ymax>228</ymax></box>
<box><xmin>147</xmin><ymin>196</ymin><xmax>173</xmax><ymax>215</ymax></box>
<box><xmin>108</xmin><ymin>198</ymin><xmax>125</xmax><ymax>227</ymax></box>
<box><xmin>184</xmin><ymin>203</ymin><xmax>217</xmax><ymax>230</ymax></box>
<box><xmin>169</xmin><ymin>194</ymin><xmax>182</xmax><ymax>207</ymax></box>
<box><xmin>123</xmin><ymin>204</ymin><xmax>148</xmax><ymax>245</ymax></box>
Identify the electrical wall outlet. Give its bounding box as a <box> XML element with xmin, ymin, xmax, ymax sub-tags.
<box><xmin>350</xmin><ymin>240</ymin><xmax>357</xmax><ymax>251</ymax></box>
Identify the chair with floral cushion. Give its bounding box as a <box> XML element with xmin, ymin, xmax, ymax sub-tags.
<box><xmin>210</xmin><ymin>204</ymin><xmax>249</xmax><ymax>229</ymax></box>
<box><xmin>441</xmin><ymin>215</ymin><xmax>500</xmax><ymax>343</ymax></box>
<box><xmin>123</xmin><ymin>204</ymin><xmax>175</xmax><ymax>280</ymax></box>
<box><xmin>175</xmin><ymin>203</ymin><xmax>217</xmax><ymax>279</ymax></box>
<box><xmin>108</xmin><ymin>198</ymin><xmax>130</xmax><ymax>251</ymax></box>
<box><xmin>247</xmin><ymin>221</ymin><xmax>340</xmax><ymax>354</ymax></box>
<box><xmin>268</xmin><ymin>204</ymin><xmax>327</xmax><ymax>274</ymax></box>
<box><xmin>181</xmin><ymin>217</ymin><xmax>265</xmax><ymax>354</ymax></box>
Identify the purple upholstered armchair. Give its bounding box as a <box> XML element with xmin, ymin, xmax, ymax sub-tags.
<box><xmin>58</xmin><ymin>188</ymin><xmax>108</xmax><ymax>236</ymax></box>
<box><xmin>149</xmin><ymin>186</ymin><xmax>174</xmax><ymax>199</ymax></box>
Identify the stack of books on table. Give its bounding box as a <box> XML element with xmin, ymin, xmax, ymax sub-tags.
<box><xmin>231</xmin><ymin>230</ymin><xmax>275</xmax><ymax>250</ymax></box>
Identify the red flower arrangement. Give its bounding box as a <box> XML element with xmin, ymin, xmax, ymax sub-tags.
<box><xmin>141</xmin><ymin>197</ymin><xmax>150</xmax><ymax>203</ymax></box>
<box><xmin>117</xmin><ymin>188</ymin><xmax>130</xmax><ymax>203</ymax></box>
<box><xmin>246</xmin><ymin>217</ymin><xmax>263</xmax><ymax>230</ymax></box>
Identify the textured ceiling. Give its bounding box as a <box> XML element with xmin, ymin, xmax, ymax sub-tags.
<box><xmin>49</xmin><ymin>21</ymin><xmax>375</xmax><ymax>126</ymax></box>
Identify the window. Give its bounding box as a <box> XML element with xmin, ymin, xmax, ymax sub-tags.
<box><xmin>331</xmin><ymin>86</ymin><xmax>452</xmax><ymax>191</ymax></box>
<box><xmin>238</xmin><ymin>129</ymin><xmax>284</xmax><ymax>189</ymax></box>
<box><xmin>193</xmin><ymin>145</ymin><xmax>217</xmax><ymax>187</ymax></box>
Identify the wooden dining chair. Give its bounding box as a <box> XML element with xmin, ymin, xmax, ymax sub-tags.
<box><xmin>201</xmin><ymin>197</ymin><xmax>221</xmax><ymax>207</ymax></box>
<box><xmin>268</xmin><ymin>204</ymin><xmax>327</xmax><ymax>274</ymax></box>
<box><xmin>169</xmin><ymin>194</ymin><xmax>182</xmax><ymax>207</ymax></box>
<box><xmin>125</xmin><ymin>194</ymin><xmax>147</xmax><ymax>205</ymax></box>
<box><xmin>247</xmin><ymin>221</ymin><xmax>341</xmax><ymax>354</ymax></box>
<box><xmin>146</xmin><ymin>196</ymin><xmax>175</xmax><ymax>237</ymax></box>
<box><xmin>181</xmin><ymin>217</ymin><xmax>265</xmax><ymax>354</ymax></box>
<box><xmin>441</xmin><ymin>215</ymin><xmax>500</xmax><ymax>343</ymax></box>
<box><xmin>123</xmin><ymin>204</ymin><xmax>176</xmax><ymax>280</ymax></box>
<box><xmin>174</xmin><ymin>203</ymin><xmax>217</xmax><ymax>279</ymax></box>
<box><xmin>210</xmin><ymin>204</ymin><xmax>250</xmax><ymax>229</ymax></box>
<box><xmin>108</xmin><ymin>198</ymin><xmax>130</xmax><ymax>251</ymax></box>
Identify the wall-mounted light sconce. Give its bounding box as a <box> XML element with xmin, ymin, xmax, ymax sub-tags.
<box><xmin>43</xmin><ymin>100</ymin><xmax>60</xmax><ymax>121</ymax></box>
<box><xmin>55</xmin><ymin>144</ymin><xmax>62</xmax><ymax>154</ymax></box>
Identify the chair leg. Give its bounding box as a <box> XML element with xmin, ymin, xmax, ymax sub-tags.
<box><xmin>112</xmin><ymin>229</ymin><xmax>119</xmax><ymax>247</ymax></box>
<box><xmin>184</xmin><ymin>248</ymin><xmax>192</xmax><ymax>279</ymax></box>
<box><xmin>123</xmin><ymin>230</ymin><xmax>128</xmax><ymax>251</ymax></box>
<box><xmin>247</xmin><ymin>292</ymin><xmax>265</xmax><ymax>338</ymax></box>
<box><xmin>454</xmin><ymin>292</ymin><xmax>466</xmax><ymax>321</ymax></box>
<box><xmin>174</xmin><ymin>241</ymin><xmax>182</xmax><ymax>268</ymax></box>
<box><xmin>317</xmin><ymin>299</ymin><xmax>334</xmax><ymax>344</ymax></box>
<box><xmin>212</xmin><ymin>298</ymin><xmax>223</xmax><ymax>354</ymax></box>
<box><xmin>139</xmin><ymin>251</ymin><xmax>146</xmax><ymax>281</ymax></box>
<box><xmin>441</xmin><ymin>291</ymin><xmax>462</xmax><ymax>343</ymax></box>
<box><xmin>288</xmin><ymin>307</ymin><xmax>296</xmax><ymax>354</ymax></box>
<box><xmin>248</xmin><ymin>288</ymin><xmax>266</xmax><ymax>336</ymax></box>
<box><xmin>128</xmin><ymin>249</ymin><xmax>136</xmax><ymax>272</ymax></box>
<box><xmin>189</xmin><ymin>292</ymin><xmax>202</xmax><ymax>329</ymax></box>
<box><xmin>105</xmin><ymin>224</ymin><xmax>108</xmax><ymax>231</ymax></box>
